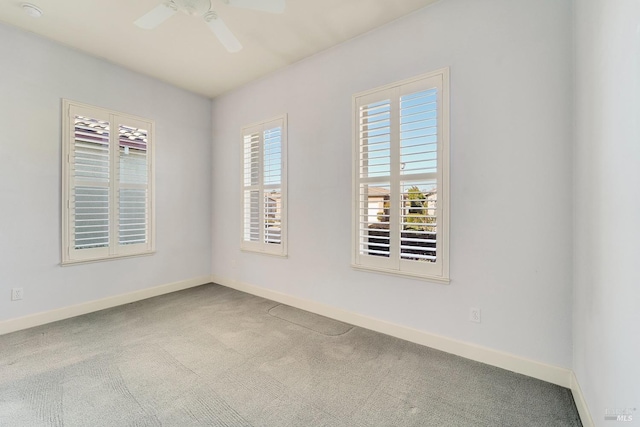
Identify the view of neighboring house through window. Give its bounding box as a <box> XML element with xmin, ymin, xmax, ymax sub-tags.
<box><xmin>352</xmin><ymin>69</ymin><xmax>450</xmax><ymax>281</ymax></box>
<box><xmin>241</xmin><ymin>115</ymin><xmax>287</xmax><ymax>256</ymax></box>
<box><xmin>61</xmin><ymin>100</ymin><xmax>155</xmax><ymax>264</ymax></box>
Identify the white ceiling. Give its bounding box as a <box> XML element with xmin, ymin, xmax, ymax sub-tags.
<box><xmin>0</xmin><ymin>0</ymin><xmax>439</xmax><ymax>98</ymax></box>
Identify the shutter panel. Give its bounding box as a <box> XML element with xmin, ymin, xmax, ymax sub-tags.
<box><xmin>72</xmin><ymin>115</ymin><xmax>110</xmax><ymax>250</ymax></box>
<box><xmin>359</xmin><ymin>100</ymin><xmax>392</xmax><ymax>179</ymax></box>
<box><xmin>359</xmin><ymin>183</ymin><xmax>391</xmax><ymax>257</ymax></box>
<box><xmin>399</xmin><ymin>88</ymin><xmax>438</xmax><ymax>263</ymax></box>
<box><xmin>73</xmin><ymin>117</ymin><xmax>110</xmax><ymax>182</ymax></box>
<box><xmin>243</xmin><ymin>131</ymin><xmax>261</xmax><ymax>242</ymax></box>
<box><xmin>263</xmin><ymin>126</ymin><xmax>281</xmax><ymax>186</ymax></box>
<box><xmin>264</xmin><ymin>189</ymin><xmax>281</xmax><ymax>244</ymax></box>
<box><xmin>244</xmin><ymin>132</ymin><xmax>260</xmax><ymax>187</ymax></box>
<box><xmin>118</xmin><ymin>124</ymin><xmax>149</xmax><ymax>246</ymax></box>
<box><xmin>399</xmin><ymin>89</ymin><xmax>438</xmax><ymax>176</ymax></box>
<box><xmin>400</xmin><ymin>181</ymin><xmax>437</xmax><ymax>261</ymax></box>
<box><xmin>73</xmin><ymin>186</ymin><xmax>110</xmax><ymax>249</ymax></box>
<box><xmin>357</xmin><ymin>98</ymin><xmax>392</xmax><ymax>260</ymax></box>
<box><xmin>244</xmin><ymin>190</ymin><xmax>260</xmax><ymax>242</ymax></box>
<box><xmin>263</xmin><ymin>125</ymin><xmax>282</xmax><ymax>245</ymax></box>
<box><xmin>119</xmin><ymin>188</ymin><xmax>147</xmax><ymax>245</ymax></box>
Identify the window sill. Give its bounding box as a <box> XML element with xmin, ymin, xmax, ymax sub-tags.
<box><xmin>351</xmin><ymin>263</ymin><xmax>450</xmax><ymax>284</ymax></box>
<box><xmin>240</xmin><ymin>248</ymin><xmax>288</xmax><ymax>258</ymax></box>
<box><xmin>61</xmin><ymin>250</ymin><xmax>155</xmax><ymax>266</ymax></box>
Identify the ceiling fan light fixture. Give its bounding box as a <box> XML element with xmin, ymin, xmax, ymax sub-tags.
<box><xmin>203</xmin><ymin>11</ymin><xmax>217</xmax><ymax>22</ymax></box>
<box><xmin>21</xmin><ymin>3</ymin><xmax>43</xmax><ymax>18</ymax></box>
<box><xmin>172</xmin><ymin>0</ymin><xmax>211</xmax><ymax>16</ymax></box>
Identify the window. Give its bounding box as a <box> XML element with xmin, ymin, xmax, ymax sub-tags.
<box><xmin>241</xmin><ymin>115</ymin><xmax>287</xmax><ymax>256</ymax></box>
<box><xmin>61</xmin><ymin>100</ymin><xmax>155</xmax><ymax>264</ymax></box>
<box><xmin>352</xmin><ymin>69</ymin><xmax>450</xmax><ymax>281</ymax></box>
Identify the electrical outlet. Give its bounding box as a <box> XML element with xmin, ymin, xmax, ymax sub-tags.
<box><xmin>11</xmin><ymin>288</ymin><xmax>24</xmax><ymax>301</ymax></box>
<box><xmin>470</xmin><ymin>307</ymin><xmax>481</xmax><ymax>323</ymax></box>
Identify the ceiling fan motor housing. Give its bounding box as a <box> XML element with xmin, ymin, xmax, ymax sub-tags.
<box><xmin>171</xmin><ymin>0</ymin><xmax>211</xmax><ymax>16</ymax></box>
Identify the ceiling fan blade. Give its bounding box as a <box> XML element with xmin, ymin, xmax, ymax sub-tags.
<box><xmin>134</xmin><ymin>3</ymin><xmax>177</xmax><ymax>30</ymax></box>
<box><xmin>226</xmin><ymin>0</ymin><xmax>285</xmax><ymax>14</ymax></box>
<box><xmin>206</xmin><ymin>14</ymin><xmax>243</xmax><ymax>53</ymax></box>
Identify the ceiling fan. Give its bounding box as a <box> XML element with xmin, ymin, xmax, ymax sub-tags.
<box><xmin>134</xmin><ymin>0</ymin><xmax>285</xmax><ymax>53</ymax></box>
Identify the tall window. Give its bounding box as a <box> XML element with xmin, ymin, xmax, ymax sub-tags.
<box><xmin>61</xmin><ymin>100</ymin><xmax>155</xmax><ymax>264</ymax></box>
<box><xmin>352</xmin><ymin>69</ymin><xmax>449</xmax><ymax>281</ymax></box>
<box><xmin>241</xmin><ymin>115</ymin><xmax>287</xmax><ymax>256</ymax></box>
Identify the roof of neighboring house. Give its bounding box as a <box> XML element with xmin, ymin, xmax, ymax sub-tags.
<box><xmin>367</xmin><ymin>187</ymin><xmax>390</xmax><ymax>197</ymax></box>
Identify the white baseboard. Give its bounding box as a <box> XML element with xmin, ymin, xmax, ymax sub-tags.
<box><xmin>0</xmin><ymin>276</ymin><xmax>211</xmax><ymax>336</ymax></box>
<box><xmin>212</xmin><ymin>275</ymin><xmax>573</xmax><ymax>389</ymax></box>
<box><xmin>571</xmin><ymin>371</ymin><xmax>595</xmax><ymax>427</ymax></box>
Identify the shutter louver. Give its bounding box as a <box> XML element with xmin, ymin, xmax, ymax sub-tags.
<box><xmin>72</xmin><ymin>116</ymin><xmax>110</xmax><ymax>250</ymax></box>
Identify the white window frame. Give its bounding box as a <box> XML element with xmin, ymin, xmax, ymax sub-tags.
<box><xmin>61</xmin><ymin>99</ymin><xmax>155</xmax><ymax>264</ymax></box>
<box><xmin>351</xmin><ymin>68</ymin><xmax>450</xmax><ymax>282</ymax></box>
<box><xmin>240</xmin><ymin>114</ymin><xmax>288</xmax><ymax>257</ymax></box>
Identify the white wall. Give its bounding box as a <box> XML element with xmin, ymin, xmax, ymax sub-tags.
<box><xmin>0</xmin><ymin>23</ymin><xmax>212</xmax><ymax>322</ymax></box>
<box><xmin>574</xmin><ymin>0</ymin><xmax>640</xmax><ymax>425</ymax></box>
<box><xmin>212</xmin><ymin>0</ymin><xmax>574</xmax><ymax>368</ymax></box>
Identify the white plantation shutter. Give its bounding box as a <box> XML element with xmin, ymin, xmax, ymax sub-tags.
<box><xmin>353</xmin><ymin>69</ymin><xmax>449</xmax><ymax>281</ymax></box>
<box><xmin>241</xmin><ymin>115</ymin><xmax>287</xmax><ymax>256</ymax></box>
<box><xmin>62</xmin><ymin>100</ymin><xmax>155</xmax><ymax>264</ymax></box>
